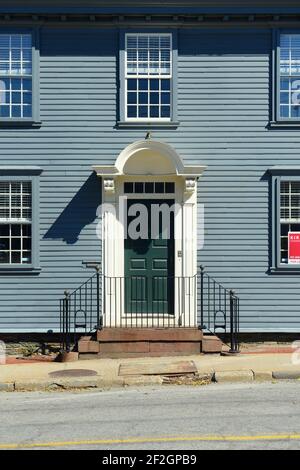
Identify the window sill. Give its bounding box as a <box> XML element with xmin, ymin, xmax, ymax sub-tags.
<box><xmin>117</xmin><ymin>121</ymin><xmax>180</xmax><ymax>129</ymax></box>
<box><xmin>0</xmin><ymin>120</ymin><xmax>42</xmax><ymax>128</ymax></box>
<box><xmin>269</xmin><ymin>266</ymin><xmax>300</xmax><ymax>274</ymax></box>
<box><xmin>269</xmin><ymin>120</ymin><xmax>300</xmax><ymax>129</ymax></box>
<box><xmin>0</xmin><ymin>266</ymin><xmax>41</xmax><ymax>275</ymax></box>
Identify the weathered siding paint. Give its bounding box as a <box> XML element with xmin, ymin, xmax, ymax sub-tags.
<box><xmin>0</xmin><ymin>24</ymin><xmax>300</xmax><ymax>332</ymax></box>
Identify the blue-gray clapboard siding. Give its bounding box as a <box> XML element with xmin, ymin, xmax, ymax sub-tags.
<box><xmin>0</xmin><ymin>26</ymin><xmax>299</xmax><ymax>332</ymax></box>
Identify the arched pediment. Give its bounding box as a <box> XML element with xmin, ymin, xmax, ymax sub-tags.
<box><xmin>116</xmin><ymin>140</ymin><xmax>184</xmax><ymax>175</ymax></box>
<box><xmin>92</xmin><ymin>139</ymin><xmax>206</xmax><ymax>178</ymax></box>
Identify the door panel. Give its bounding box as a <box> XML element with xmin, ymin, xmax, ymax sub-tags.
<box><xmin>125</xmin><ymin>199</ymin><xmax>175</xmax><ymax>315</ymax></box>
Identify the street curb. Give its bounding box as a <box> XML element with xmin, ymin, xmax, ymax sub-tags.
<box><xmin>272</xmin><ymin>370</ymin><xmax>300</xmax><ymax>380</ymax></box>
<box><xmin>14</xmin><ymin>377</ymin><xmax>104</xmax><ymax>392</ymax></box>
<box><xmin>2</xmin><ymin>368</ymin><xmax>300</xmax><ymax>391</ymax></box>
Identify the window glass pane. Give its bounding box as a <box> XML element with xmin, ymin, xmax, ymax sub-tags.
<box><xmin>0</xmin><ymin>238</ymin><xmax>9</xmax><ymax>250</ymax></box>
<box><xmin>139</xmin><ymin>92</ymin><xmax>148</xmax><ymax>104</ymax></box>
<box><xmin>0</xmin><ymin>252</ymin><xmax>9</xmax><ymax>263</ymax></box>
<box><xmin>280</xmin><ymin>92</ymin><xmax>289</xmax><ymax>104</ymax></box>
<box><xmin>161</xmin><ymin>92</ymin><xmax>170</xmax><ymax>105</ymax></box>
<box><xmin>124</xmin><ymin>182</ymin><xmax>134</xmax><ymax>193</ymax></box>
<box><xmin>155</xmin><ymin>182</ymin><xmax>164</xmax><ymax>193</ymax></box>
<box><xmin>161</xmin><ymin>106</ymin><xmax>171</xmax><ymax>118</ymax></box>
<box><xmin>21</xmin><ymin>252</ymin><xmax>31</xmax><ymax>263</ymax></box>
<box><xmin>127</xmin><ymin>106</ymin><xmax>137</xmax><ymax>118</ymax></box>
<box><xmin>150</xmin><ymin>106</ymin><xmax>159</xmax><ymax>118</ymax></box>
<box><xmin>291</xmin><ymin>106</ymin><xmax>300</xmax><ymax>118</ymax></box>
<box><xmin>165</xmin><ymin>182</ymin><xmax>175</xmax><ymax>193</ymax></box>
<box><xmin>11</xmin><ymin>106</ymin><xmax>21</xmax><ymax>118</ymax></box>
<box><xmin>22</xmin><ymin>225</ymin><xmax>31</xmax><ymax>237</ymax></box>
<box><xmin>150</xmin><ymin>79</ymin><xmax>159</xmax><ymax>90</ymax></box>
<box><xmin>11</xmin><ymin>225</ymin><xmax>20</xmax><ymax>236</ymax></box>
<box><xmin>139</xmin><ymin>79</ymin><xmax>148</xmax><ymax>91</ymax></box>
<box><xmin>23</xmin><ymin>238</ymin><xmax>31</xmax><ymax>250</ymax></box>
<box><xmin>145</xmin><ymin>182</ymin><xmax>154</xmax><ymax>193</ymax></box>
<box><xmin>138</xmin><ymin>106</ymin><xmax>148</xmax><ymax>118</ymax></box>
<box><xmin>280</xmin><ymin>105</ymin><xmax>289</xmax><ymax>118</ymax></box>
<box><xmin>23</xmin><ymin>105</ymin><xmax>32</xmax><ymax>118</ymax></box>
<box><xmin>11</xmin><ymin>238</ymin><xmax>21</xmax><ymax>250</ymax></box>
<box><xmin>0</xmin><ymin>224</ymin><xmax>9</xmax><ymax>236</ymax></box>
<box><xmin>0</xmin><ymin>105</ymin><xmax>9</xmax><ymax>117</ymax></box>
<box><xmin>150</xmin><ymin>93</ymin><xmax>159</xmax><ymax>104</ymax></box>
<box><xmin>127</xmin><ymin>93</ymin><xmax>137</xmax><ymax>104</ymax></box>
<box><xmin>135</xmin><ymin>182</ymin><xmax>143</xmax><ymax>193</ymax></box>
<box><xmin>127</xmin><ymin>79</ymin><xmax>137</xmax><ymax>91</ymax></box>
<box><xmin>11</xmin><ymin>252</ymin><xmax>21</xmax><ymax>263</ymax></box>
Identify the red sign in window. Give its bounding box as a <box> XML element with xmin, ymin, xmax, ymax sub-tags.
<box><xmin>288</xmin><ymin>232</ymin><xmax>300</xmax><ymax>264</ymax></box>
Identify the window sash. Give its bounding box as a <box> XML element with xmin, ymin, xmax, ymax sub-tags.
<box><xmin>279</xmin><ymin>180</ymin><xmax>300</xmax><ymax>264</ymax></box>
<box><xmin>125</xmin><ymin>33</ymin><xmax>172</xmax><ymax>121</ymax></box>
<box><xmin>125</xmin><ymin>33</ymin><xmax>172</xmax><ymax>78</ymax></box>
<box><xmin>0</xmin><ymin>181</ymin><xmax>32</xmax><ymax>265</ymax></box>
<box><xmin>0</xmin><ymin>33</ymin><xmax>33</xmax><ymax>119</ymax></box>
<box><xmin>279</xmin><ymin>33</ymin><xmax>300</xmax><ymax>119</ymax></box>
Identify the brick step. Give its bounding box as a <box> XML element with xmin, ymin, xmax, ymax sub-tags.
<box><xmin>77</xmin><ymin>339</ymin><xmax>100</xmax><ymax>353</ymax></box>
<box><xmin>96</xmin><ymin>327</ymin><xmax>203</xmax><ymax>342</ymax></box>
<box><xmin>77</xmin><ymin>331</ymin><xmax>223</xmax><ymax>357</ymax></box>
<box><xmin>201</xmin><ymin>335</ymin><xmax>223</xmax><ymax>353</ymax></box>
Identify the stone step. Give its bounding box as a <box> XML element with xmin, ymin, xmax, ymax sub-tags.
<box><xmin>201</xmin><ymin>335</ymin><xmax>223</xmax><ymax>353</ymax></box>
<box><xmin>96</xmin><ymin>327</ymin><xmax>203</xmax><ymax>342</ymax></box>
<box><xmin>77</xmin><ymin>329</ymin><xmax>224</xmax><ymax>358</ymax></box>
<box><xmin>77</xmin><ymin>339</ymin><xmax>100</xmax><ymax>353</ymax></box>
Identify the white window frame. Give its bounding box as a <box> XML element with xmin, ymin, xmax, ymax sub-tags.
<box><xmin>125</xmin><ymin>32</ymin><xmax>172</xmax><ymax>122</ymax></box>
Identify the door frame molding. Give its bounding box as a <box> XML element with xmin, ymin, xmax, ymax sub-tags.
<box><xmin>93</xmin><ymin>139</ymin><xmax>206</xmax><ymax>327</ymax></box>
<box><xmin>101</xmin><ymin>176</ymin><xmax>198</xmax><ymax>326</ymax></box>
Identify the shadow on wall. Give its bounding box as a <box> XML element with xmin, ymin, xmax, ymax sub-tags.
<box><xmin>44</xmin><ymin>172</ymin><xmax>101</xmax><ymax>245</ymax></box>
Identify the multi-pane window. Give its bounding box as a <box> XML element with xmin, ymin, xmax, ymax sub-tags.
<box><xmin>124</xmin><ymin>182</ymin><xmax>175</xmax><ymax>194</ymax></box>
<box><xmin>0</xmin><ymin>34</ymin><xmax>32</xmax><ymax>119</ymax></box>
<box><xmin>125</xmin><ymin>34</ymin><xmax>172</xmax><ymax>120</ymax></box>
<box><xmin>279</xmin><ymin>34</ymin><xmax>300</xmax><ymax>119</ymax></box>
<box><xmin>280</xmin><ymin>181</ymin><xmax>300</xmax><ymax>263</ymax></box>
<box><xmin>0</xmin><ymin>182</ymin><xmax>32</xmax><ymax>264</ymax></box>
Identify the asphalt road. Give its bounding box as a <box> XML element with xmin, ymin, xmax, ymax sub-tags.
<box><xmin>0</xmin><ymin>382</ymin><xmax>300</xmax><ymax>450</ymax></box>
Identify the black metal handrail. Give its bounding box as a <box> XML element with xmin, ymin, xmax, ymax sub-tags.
<box><xmin>59</xmin><ymin>266</ymin><xmax>240</xmax><ymax>353</ymax></box>
<box><xmin>102</xmin><ymin>274</ymin><xmax>197</xmax><ymax>329</ymax></box>
<box><xmin>59</xmin><ymin>270</ymin><xmax>101</xmax><ymax>352</ymax></box>
<box><xmin>199</xmin><ymin>265</ymin><xmax>239</xmax><ymax>353</ymax></box>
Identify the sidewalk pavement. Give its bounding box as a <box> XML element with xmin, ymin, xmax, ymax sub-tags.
<box><xmin>1</xmin><ymin>352</ymin><xmax>300</xmax><ymax>391</ymax></box>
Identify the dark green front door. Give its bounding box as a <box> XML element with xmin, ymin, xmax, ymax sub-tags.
<box><xmin>125</xmin><ymin>199</ymin><xmax>175</xmax><ymax>315</ymax></box>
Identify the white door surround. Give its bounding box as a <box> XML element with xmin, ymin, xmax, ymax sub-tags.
<box><xmin>92</xmin><ymin>139</ymin><xmax>206</xmax><ymax>327</ymax></box>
